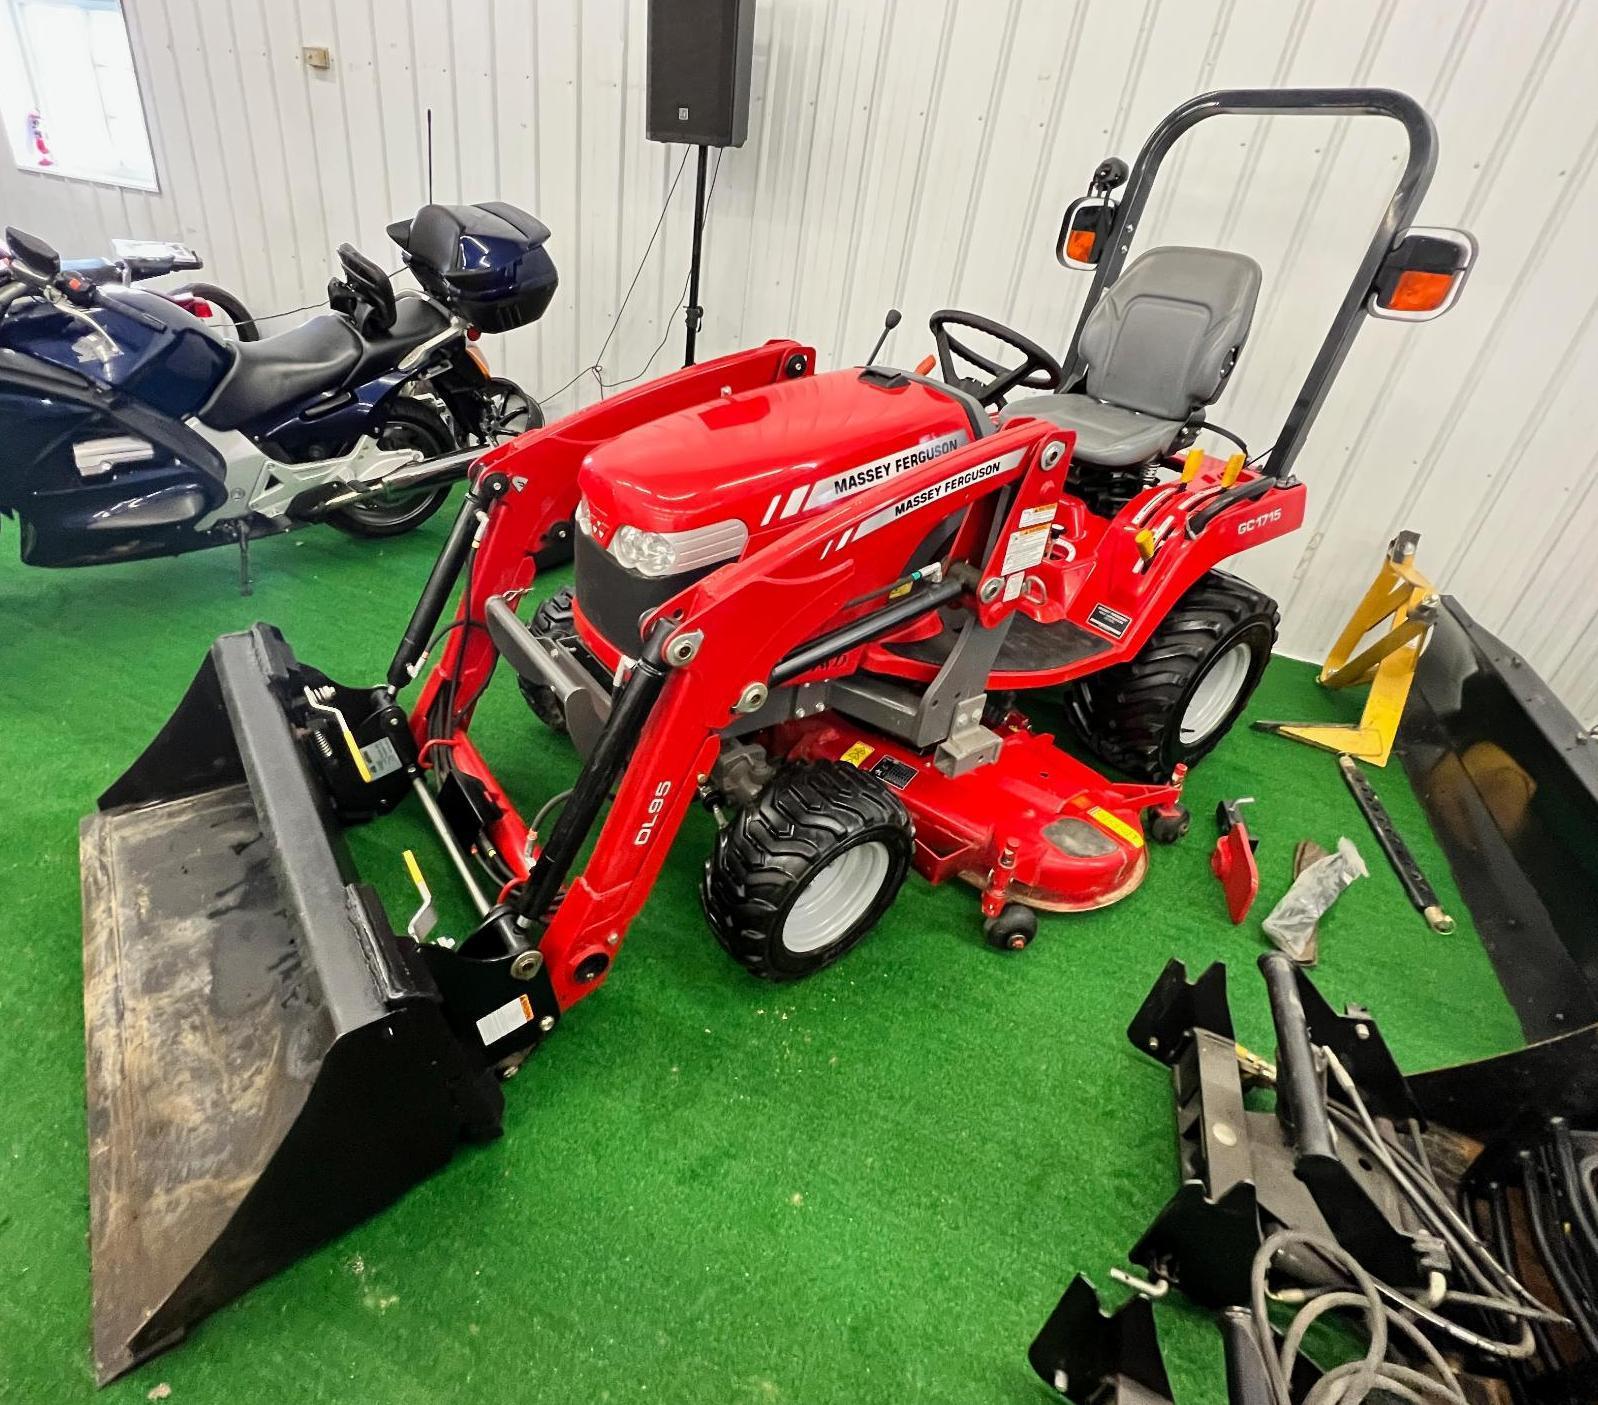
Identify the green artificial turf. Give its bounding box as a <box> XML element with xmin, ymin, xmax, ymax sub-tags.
<box><xmin>0</xmin><ymin>501</ymin><xmax>1524</xmax><ymax>1404</ymax></box>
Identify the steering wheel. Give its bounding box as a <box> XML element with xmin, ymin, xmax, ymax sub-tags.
<box><xmin>928</xmin><ymin>308</ymin><xmax>1064</xmax><ymax>409</ymax></box>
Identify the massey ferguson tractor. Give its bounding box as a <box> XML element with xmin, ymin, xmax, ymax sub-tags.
<box><xmin>77</xmin><ymin>88</ymin><xmax>1474</xmax><ymax>1380</ymax></box>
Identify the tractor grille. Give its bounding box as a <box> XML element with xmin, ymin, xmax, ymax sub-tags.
<box><xmin>573</xmin><ymin>529</ymin><xmax>718</xmax><ymax>655</ymax></box>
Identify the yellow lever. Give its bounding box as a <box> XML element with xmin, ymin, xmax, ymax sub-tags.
<box><xmin>303</xmin><ymin>687</ymin><xmax>373</xmax><ymax>783</ymax></box>
<box><xmin>402</xmin><ymin>849</ymin><xmax>438</xmax><ymax>942</ymax></box>
<box><xmin>1180</xmin><ymin>448</ymin><xmax>1204</xmax><ymax>484</ymax></box>
<box><xmin>1220</xmin><ymin>452</ymin><xmax>1246</xmax><ymax>488</ymax></box>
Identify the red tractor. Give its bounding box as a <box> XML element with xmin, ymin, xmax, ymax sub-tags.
<box><xmin>80</xmin><ymin>88</ymin><xmax>1475</xmax><ymax>1378</ymax></box>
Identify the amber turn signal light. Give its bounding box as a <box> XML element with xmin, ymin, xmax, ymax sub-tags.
<box><xmin>1388</xmin><ymin>269</ymin><xmax>1455</xmax><ymax>313</ymax></box>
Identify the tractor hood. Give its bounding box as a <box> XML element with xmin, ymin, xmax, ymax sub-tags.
<box><xmin>576</xmin><ymin>367</ymin><xmax>979</xmax><ymax>546</ymax></box>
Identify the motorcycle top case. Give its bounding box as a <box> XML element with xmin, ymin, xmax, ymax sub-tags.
<box><xmin>389</xmin><ymin>201</ymin><xmax>558</xmax><ymax>334</ymax></box>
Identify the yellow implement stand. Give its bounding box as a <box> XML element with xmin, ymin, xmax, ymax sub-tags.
<box><xmin>1254</xmin><ymin>531</ymin><xmax>1438</xmax><ymax>767</ymax></box>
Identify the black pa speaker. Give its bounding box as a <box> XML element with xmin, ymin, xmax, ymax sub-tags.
<box><xmin>646</xmin><ymin>0</ymin><xmax>756</xmax><ymax>149</ymax></box>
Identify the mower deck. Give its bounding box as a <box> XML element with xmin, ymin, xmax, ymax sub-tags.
<box><xmin>774</xmin><ymin>713</ymin><xmax>1182</xmax><ymax>914</ymax></box>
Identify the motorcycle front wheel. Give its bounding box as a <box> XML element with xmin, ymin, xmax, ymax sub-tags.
<box><xmin>481</xmin><ymin>375</ymin><xmax>543</xmax><ymax>442</ymax></box>
<box><xmin>328</xmin><ymin>396</ymin><xmax>456</xmax><ymax>538</ymax></box>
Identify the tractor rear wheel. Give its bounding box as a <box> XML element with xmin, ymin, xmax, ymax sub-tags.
<box><xmin>1064</xmin><ymin>570</ymin><xmax>1278</xmax><ymax>780</ymax></box>
<box><xmin>701</xmin><ymin>761</ymin><xmax>913</xmax><ymax>981</ymax></box>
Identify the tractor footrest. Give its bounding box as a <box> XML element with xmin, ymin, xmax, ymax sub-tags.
<box><xmin>881</xmin><ymin>607</ymin><xmax>1113</xmax><ymax>675</ymax></box>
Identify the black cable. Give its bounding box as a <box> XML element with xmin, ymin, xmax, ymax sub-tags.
<box><xmin>528</xmin><ymin>788</ymin><xmax>573</xmax><ymax>838</ymax></box>
<box><xmin>593</xmin><ymin>148</ymin><xmax>690</xmax><ymax>370</ymax></box>
<box><xmin>428</xmin><ymin>507</ymin><xmax>486</xmax><ymax>753</ymax></box>
<box><xmin>216</xmin><ymin>265</ymin><xmax>409</xmax><ymax>327</ymax></box>
<box><xmin>1552</xmin><ymin>1122</ymin><xmax>1598</xmax><ymax>1279</ymax></box>
<box><xmin>424</xmin><ymin>523</ymin><xmax>519</xmax><ymax>893</ymax></box>
<box><xmin>1522</xmin><ymin>1148</ymin><xmax>1598</xmax><ymax>1354</ymax></box>
<box><xmin>1235</xmin><ymin>1044</ymin><xmax>1551</xmax><ymax>1404</ymax></box>
<box><xmin>1245</xmin><ymin>441</ymin><xmax>1276</xmax><ymax>471</ymax></box>
<box><xmin>1485</xmin><ymin>1178</ymin><xmax>1565</xmax><ymax>1371</ymax></box>
<box><xmin>537</xmin><ymin>146</ymin><xmax>698</xmax><ymax>407</ymax></box>
<box><xmin>598</xmin><ymin>148</ymin><xmax>724</xmax><ymax>392</ymax></box>
<box><xmin>422</xmin><ymin>616</ymin><xmax>468</xmax><ymax>660</ymax></box>
<box><xmin>1198</xmin><ymin>420</ymin><xmax>1250</xmax><ymax>456</ymax></box>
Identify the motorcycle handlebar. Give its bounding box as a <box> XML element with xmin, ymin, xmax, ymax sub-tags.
<box><xmin>0</xmin><ymin>279</ymin><xmax>36</xmax><ymax>319</ymax></box>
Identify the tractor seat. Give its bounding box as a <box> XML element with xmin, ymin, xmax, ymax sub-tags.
<box><xmin>999</xmin><ymin>245</ymin><xmax>1261</xmax><ymax>469</ymax></box>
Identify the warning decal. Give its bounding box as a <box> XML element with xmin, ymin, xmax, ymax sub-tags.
<box><xmin>476</xmin><ymin>994</ymin><xmax>535</xmax><ymax>1046</ymax></box>
<box><xmin>840</xmin><ymin>741</ymin><xmax>875</xmax><ymax>766</ymax></box>
<box><xmin>1087</xmin><ymin>806</ymin><xmax>1144</xmax><ymax>849</ymax></box>
<box><xmin>1000</xmin><ymin>523</ymin><xmax>1051</xmax><ymax>575</ymax></box>
<box><xmin>360</xmin><ymin>735</ymin><xmax>404</xmax><ymax>781</ymax></box>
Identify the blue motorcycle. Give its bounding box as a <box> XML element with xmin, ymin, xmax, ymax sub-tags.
<box><xmin>0</xmin><ymin>201</ymin><xmax>556</xmax><ymax>582</ymax></box>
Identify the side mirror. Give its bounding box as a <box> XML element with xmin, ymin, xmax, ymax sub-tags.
<box><xmin>1057</xmin><ymin>197</ymin><xmax>1118</xmax><ymax>271</ymax></box>
<box><xmin>3</xmin><ymin>226</ymin><xmax>61</xmax><ymax>286</ymax></box>
<box><xmin>1369</xmin><ymin>227</ymin><xmax>1476</xmax><ymax>321</ymax></box>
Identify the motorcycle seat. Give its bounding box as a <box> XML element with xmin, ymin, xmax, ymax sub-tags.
<box><xmin>201</xmin><ymin>314</ymin><xmax>363</xmax><ymax>431</ymax></box>
<box><xmin>200</xmin><ymin>297</ymin><xmax>451</xmax><ymax>433</ymax></box>
<box><xmin>345</xmin><ymin>294</ymin><xmax>452</xmax><ymax>387</ymax></box>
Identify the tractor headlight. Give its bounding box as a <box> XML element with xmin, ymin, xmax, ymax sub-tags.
<box><xmin>612</xmin><ymin>525</ymin><xmax>678</xmax><ymax>575</ymax></box>
<box><xmin>608</xmin><ymin>517</ymin><xmax>749</xmax><ymax>578</ymax></box>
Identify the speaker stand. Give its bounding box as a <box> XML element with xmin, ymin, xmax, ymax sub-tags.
<box><xmin>683</xmin><ymin>143</ymin><xmax>710</xmax><ymax>367</ymax></box>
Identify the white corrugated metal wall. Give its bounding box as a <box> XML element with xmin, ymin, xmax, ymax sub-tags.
<box><xmin>4</xmin><ymin>0</ymin><xmax>1596</xmax><ymax>718</ymax></box>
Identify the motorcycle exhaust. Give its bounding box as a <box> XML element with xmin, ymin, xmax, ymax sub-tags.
<box><xmin>289</xmin><ymin>445</ymin><xmax>483</xmax><ymax>522</ymax></box>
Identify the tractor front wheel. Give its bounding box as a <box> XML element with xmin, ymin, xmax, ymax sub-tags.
<box><xmin>701</xmin><ymin>761</ymin><xmax>913</xmax><ymax>981</ymax></box>
<box><xmin>1064</xmin><ymin>570</ymin><xmax>1278</xmax><ymax>780</ymax></box>
<box><xmin>517</xmin><ymin>587</ymin><xmax>580</xmax><ymax>732</ymax></box>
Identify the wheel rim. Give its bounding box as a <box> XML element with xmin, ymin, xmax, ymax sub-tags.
<box><xmin>780</xmin><ymin>841</ymin><xmax>891</xmax><ymax>954</ymax></box>
<box><xmin>1180</xmin><ymin>640</ymin><xmax>1253</xmax><ymax>744</ymax></box>
<box><xmin>485</xmin><ymin>383</ymin><xmax>536</xmax><ymax>441</ymax></box>
<box><xmin>340</xmin><ymin>418</ymin><xmax>445</xmax><ymax>528</ymax></box>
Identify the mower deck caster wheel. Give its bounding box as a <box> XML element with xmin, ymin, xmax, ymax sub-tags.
<box><xmin>984</xmin><ymin>903</ymin><xmax>1037</xmax><ymax>951</ymax></box>
<box><xmin>1145</xmin><ymin>803</ymin><xmax>1191</xmax><ymax>844</ymax></box>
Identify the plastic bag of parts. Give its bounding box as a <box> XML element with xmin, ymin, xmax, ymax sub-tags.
<box><xmin>1262</xmin><ymin>836</ymin><xmax>1367</xmax><ymax>963</ymax></box>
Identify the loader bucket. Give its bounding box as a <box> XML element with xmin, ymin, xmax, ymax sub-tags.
<box><xmin>79</xmin><ymin>626</ymin><xmax>503</xmax><ymax>1383</ymax></box>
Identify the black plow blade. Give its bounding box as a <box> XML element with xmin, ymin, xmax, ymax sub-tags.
<box><xmin>78</xmin><ymin>626</ymin><xmax>502</xmax><ymax>1383</ymax></box>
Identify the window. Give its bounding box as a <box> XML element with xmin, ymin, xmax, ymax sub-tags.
<box><xmin>0</xmin><ymin>0</ymin><xmax>157</xmax><ymax>191</ymax></box>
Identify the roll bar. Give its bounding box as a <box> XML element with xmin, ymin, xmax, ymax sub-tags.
<box><xmin>1062</xmin><ymin>88</ymin><xmax>1440</xmax><ymax>483</ymax></box>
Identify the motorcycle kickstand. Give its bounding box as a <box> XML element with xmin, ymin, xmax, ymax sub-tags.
<box><xmin>236</xmin><ymin>530</ymin><xmax>253</xmax><ymax>597</ymax></box>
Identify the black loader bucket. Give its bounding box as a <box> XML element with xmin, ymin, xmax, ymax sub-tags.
<box><xmin>79</xmin><ymin>626</ymin><xmax>503</xmax><ymax>1383</ymax></box>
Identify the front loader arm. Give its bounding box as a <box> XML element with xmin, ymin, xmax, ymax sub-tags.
<box><xmin>529</xmin><ymin>418</ymin><xmax>1060</xmax><ymax>1008</ymax></box>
